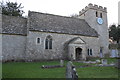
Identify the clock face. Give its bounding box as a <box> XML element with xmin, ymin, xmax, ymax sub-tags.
<box><xmin>97</xmin><ymin>18</ymin><xmax>103</xmax><ymax>24</ymax></box>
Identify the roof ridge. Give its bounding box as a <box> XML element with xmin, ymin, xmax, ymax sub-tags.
<box><xmin>29</xmin><ymin>11</ymin><xmax>84</xmax><ymax>20</ymax></box>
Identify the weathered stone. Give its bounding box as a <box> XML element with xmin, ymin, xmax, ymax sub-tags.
<box><xmin>116</xmin><ymin>58</ymin><xmax>120</xmax><ymax>69</ymax></box>
<box><xmin>101</xmin><ymin>59</ymin><xmax>107</xmax><ymax>65</ymax></box>
<box><xmin>60</xmin><ymin>60</ymin><xmax>64</xmax><ymax>67</ymax></box>
<box><xmin>2</xmin><ymin>15</ymin><xmax>27</xmax><ymax>35</ymax></box>
<box><xmin>96</xmin><ymin>59</ymin><xmax>101</xmax><ymax>63</ymax></box>
<box><xmin>29</xmin><ymin>11</ymin><xmax>98</xmax><ymax>37</ymax></box>
<box><xmin>41</xmin><ymin>65</ymin><xmax>63</xmax><ymax>69</ymax></box>
<box><xmin>66</xmin><ymin>61</ymin><xmax>73</xmax><ymax>78</ymax></box>
<box><xmin>66</xmin><ymin>61</ymin><xmax>78</xmax><ymax>79</ymax></box>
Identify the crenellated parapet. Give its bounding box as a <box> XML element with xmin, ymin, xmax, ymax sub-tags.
<box><xmin>79</xmin><ymin>3</ymin><xmax>107</xmax><ymax>16</ymax></box>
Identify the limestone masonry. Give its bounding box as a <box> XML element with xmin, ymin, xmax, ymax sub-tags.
<box><xmin>1</xmin><ymin>3</ymin><xmax>109</xmax><ymax>62</ymax></box>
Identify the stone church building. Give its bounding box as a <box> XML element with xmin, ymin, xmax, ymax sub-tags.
<box><xmin>1</xmin><ymin>3</ymin><xmax>109</xmax><ymax>62</ymax></box>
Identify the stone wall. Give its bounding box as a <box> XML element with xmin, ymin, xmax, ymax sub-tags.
<box><xmin>2</xmin><ymin>34</ymin><xmax>26</xmax><ymax>62</ymax></box>
<box><xmin>0</xmin><ymin>13</ymin><xmax>2</xmax><ymax>62</ymax></box>
<box><xmin>78</xmin><ymin>3</ymin><xmax>109</xmax><ymax>55</ymax></box>
<box><xmin>25</xmin><ymin>31</ymin><xmax>100</xmax><ymax>61</ymax></box>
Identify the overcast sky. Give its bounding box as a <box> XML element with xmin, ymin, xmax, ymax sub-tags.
<box><xmin>1</xmin><ymin>0</ymin><xmax>120</xmax><ymax>26</ymax></box>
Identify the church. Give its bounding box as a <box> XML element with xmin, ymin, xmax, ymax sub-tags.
<box><xmin>1</xmin><ymin>3</ymin><xmax>109</xmax><ymax>62</ymax></box>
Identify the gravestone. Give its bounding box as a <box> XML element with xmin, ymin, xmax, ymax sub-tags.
<box><xmin>66</xmin><ymin>61</ymin><xmax>72</xmax><ymax>78</ymax></box>
<box><xmin>116</xmin><ymin>58</ymin><xmax>120</xmax><ymax>69</ymax></box>
<box><xmin>101</xmin><ymin>59</ymin><xmax>107</xmax><ymax>65</ymax></box>
<box><xmin>60</xmin><ymin>60</ymin><xmax>64</xmax><ymax>67</ymax></box>
<box><xmin>66</xmin><ymin>61</ymin><xmax>78</xmax><ymax>80</ymax></box>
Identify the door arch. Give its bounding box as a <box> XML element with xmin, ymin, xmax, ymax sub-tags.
<box><xmin>75</xmin><ymin>48</ymin><xmax>82</xmax><ymax>60</ymax></box>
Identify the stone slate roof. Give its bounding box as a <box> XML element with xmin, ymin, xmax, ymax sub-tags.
<box><xmin>2</xmin><ymin>15</ymin><xmax>27</xmax><ymax>35</ymax></box>
<box><xmin>29</xmin><ymin>11</ymin><xmax>98</xmax><ymax>37</ymax></box>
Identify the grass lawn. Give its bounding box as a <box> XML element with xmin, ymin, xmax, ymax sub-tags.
<box><xmin>2</xmin><ymin>60</ymin><xmax>120</xmax><ymax>78</ymax></box>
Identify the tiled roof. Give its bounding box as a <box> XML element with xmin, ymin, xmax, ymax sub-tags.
<box><xmin>2</xmin><ymin>15</ymin><xmax>27</xmax><ymax>35</ymax></box>
<box><xmin>29</xmin><ymin>11</ymin><xmax>98</xmax><ymax>37</ymax></box>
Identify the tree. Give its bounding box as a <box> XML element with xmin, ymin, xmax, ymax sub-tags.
<box><xmin>70</xmin><ymin>13</ymin><xmax>79</xmax><ymax>18</ymax></box>
<box><xmin>1</xmin><ymin>1</ymin><xmax>24</xmax><ymax>16</ymax></box>
<box><xmin>109</xmin><ymin>24</ymin><xmax>120</xmax><ymax>43</ymax></box>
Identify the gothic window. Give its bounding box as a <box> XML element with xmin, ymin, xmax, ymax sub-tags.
<box><xmin>87</xmin><ymin>49</ymin><xmax>90</xmax><ymax>55</ymax></box>
<box><xmin>100</xmin><ymin>13</ymin><xmax>102</xmax><ymax>18</ymax></box>
<box><xmin>45</xmin><ymin>35</ymin><xmax>52</xmax><ymax>49</ymax></box>
<box><xmin>37</xmin><ymin>38</ymin><xmax>40</xmax><ymax>44</ymax></box>
<box><xmin>96</xmin><ymin>11</ymin><xmax>98</xmax><ymax>17</ymax></box>
<box><xmin>90</xmin><ymin>49</ymin><xmax>92</xmax><ymax>55</ymax></box>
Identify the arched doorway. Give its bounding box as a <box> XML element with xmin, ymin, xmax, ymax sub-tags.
<box><xmin>75</xmin><ymin>48</ymin><xmax>82</xmax><ymax>60</ymax></box>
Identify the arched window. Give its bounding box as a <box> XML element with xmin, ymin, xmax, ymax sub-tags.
<box><xmin>87</xmin><ymin>49</ymin><xmax>90</xmax><ymax>55</ymax></box>
<box><xmin>37</xmin><ymin>38</ymin><xmax>40</xmax><ymax>44</ymax></box>
<box><xmin>96</xmin><ymin>11</ymin><xmax>98</xmax><ymax>17</ymax></box>
<box><xmin>100</xmin><ymin>13</ymin><xmax>102</xmax><ymax>18</ymax></box>
<box><xmin>90</xmin><ymin>49</ymin><xmax>92</xmax><ymax>55</ymax></box>
<box><xmin>45</xmin><ymin>35</ymin><xmax>52</xmax><ymax>49</ymax></box>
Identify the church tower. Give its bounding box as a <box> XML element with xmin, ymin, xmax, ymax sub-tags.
<box><xmin>78</xmin><ymin>3</ymin><xmax>109</xmax><ymax>56</ymax></box>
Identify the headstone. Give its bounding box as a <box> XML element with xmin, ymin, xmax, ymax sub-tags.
<box><xmin>117</xmin><ymin>58</ymin><xmax>120</xmax><ymax>69</ymax></box>
<box><xmin>96</xmin><ymin>59</ymin><xmax>101</xmax><ymax>63</ymax></box>
<box><xmin>110</xmin><ymin>49</ymin><xmax>118</xmax><ymax>57</ymax></box>
<box><xmin>101</xmin><ymin>59</ymin><xmax>107</xmax><ymax>65</ymax></box>
<box><xmin>60</xmin><ymin>60</ymin><xmax>64</xmax><ymax>67</ymax></box>
<box><xmin>66</xmin><ymin>61</ymin><xmax>78</xmax><ymax>80</ymax></box>
<box><xmin>66</xmin><ymin>61</ymin><xmax>72</xmax><ymax>78</ymax></box>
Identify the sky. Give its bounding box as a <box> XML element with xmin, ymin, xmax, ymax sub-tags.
<box><xmin>1</xmin><ymin>0</ymin><xmax>120</xmax><ymax>26</ymax></box>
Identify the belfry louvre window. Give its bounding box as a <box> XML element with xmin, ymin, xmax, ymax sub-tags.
<box><xmin>100</xmin><ymin>13</ymin><xmax>102</xmax><ymax>18</ymax></box>
<box><xmin>45</xmin><ymin>35</ymin><xmax>52</xmax><ymax>49</ymax></box>
<box><xmin>96</xmin><ymin>11</ymin><xmax>98</xmax><ymax>17</ymax></box>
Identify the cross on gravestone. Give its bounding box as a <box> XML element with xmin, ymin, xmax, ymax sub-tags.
<box><xmin>66</xmin><ymin>61</ymin><xmax>78</xmax><ymax>80</ymax></box>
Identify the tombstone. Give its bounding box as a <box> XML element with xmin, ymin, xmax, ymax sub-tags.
<box><xmin>110</xmin><ymin>49</ymin><xmax>118</xmax><ymax>57</ymax></box>
<box><xmin>66</xmin><ymin>61</ymin><xmax>73</xmax><ymax>78</ymax></box>
<box><xmin>116</xmin><ymin>58</ymin><xmax>120</xmax><ymax>69</ymax></box>
<box><xmin>101</xmin><ymin>59</ymin><xmax>107</xmax><ymax>65</ymax></box>
<box><xmin>66</xmin><ymin>61</ymin><xmax>78</xmax><ymax>80</ymax></box>
<box><xmin>60</xmin><ymin>60</ymin><xmax>64</xmax><ymax>67</ymax></box>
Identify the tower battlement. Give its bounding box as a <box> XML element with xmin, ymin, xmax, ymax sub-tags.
<box><xmin>79</xmin><ymin>3</ymin><xmax>107</xmax><ymax>16</ymax></box>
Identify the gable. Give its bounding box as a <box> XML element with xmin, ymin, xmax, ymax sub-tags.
<box><xmin>70</xmin><ymin>37</ymin><xmax>85</xmax><ymax>44</ymax></box>
<box><xmin>71</xmin><ymin>38</ymin><xmax>85</xmax><ymax>44</ymax></box>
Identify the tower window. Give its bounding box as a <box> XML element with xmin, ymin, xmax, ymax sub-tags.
<box><xmin>96</xmin><ymin>11</ymin><xmax>98</xmax><ymax>17</ymax></box>
<box><xmin>45</xmin><ymin>35</ymin><xmax>52</xmax><ymax>49</ymax></box>
<box><xmin>37</xmin><ymin>38</ymin><xmax>41</xmax><ymax>44</ymax></box>
<box><xmin>100</xmin><ymin>13</ymin><xmax>102</xmax><ymax>18</ymax></box>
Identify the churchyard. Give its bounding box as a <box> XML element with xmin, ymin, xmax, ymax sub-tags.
<box><xmin>2</xmin><ymin>58</ymin><xmax>120</xmax><ymax>78</ymax></box>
